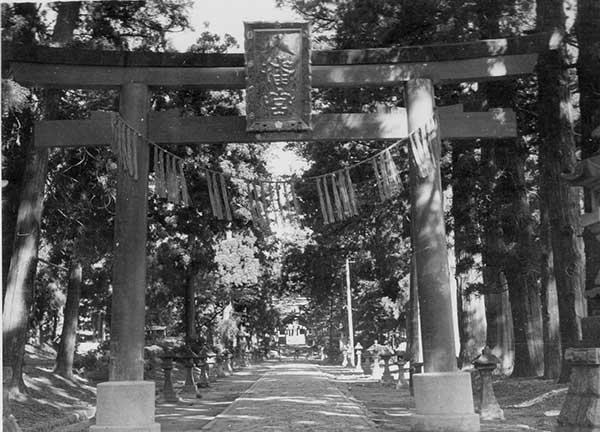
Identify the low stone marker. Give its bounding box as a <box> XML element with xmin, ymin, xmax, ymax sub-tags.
<box><xmin>472</xmin><ymin>347</ymin><xmax>504</xmax><ymax>420</ymax></box>
<box><xmin>159</xmin><ymin>354</ymin><xmax>179</xmax><ymax>403</ymax></box>
<box><xmin>380</xmin><ymin>347</ymin><xmax>395</xmax><ymax>385</ymax></box>
<box><xmin>354</xmin><ymin>343</ymin><xmax>364</xmax><ymax>373</ymax></box>
<box><xmin>557</xmin><ymin>347</ymin><xmax>600</xmax><ymax>430</ymax></box>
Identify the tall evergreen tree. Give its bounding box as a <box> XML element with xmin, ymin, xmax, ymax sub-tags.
<box><xmin>536</xmin><ymin>0</ymin><xmax>586</xmax><ymax>382</ymax></box>
<box><xmin>576</xmin><ymin>0</ymin><xmax>600</xmax><ymax>317</ymax></box>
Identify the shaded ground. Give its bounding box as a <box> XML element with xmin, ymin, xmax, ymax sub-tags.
<box><xmin>8</xmin><ymin>345</ymin><xmax>97</xmax><ymax>431</ymax></box>
<box><xmin>9</xmin><ymin>344</ymin><xmax>268</xmax><ymax>431</ymax></box>
<box><xmin>155</xmin><ymin>364</ymin><xmax>270</xmax><ymax>431</ymax></box>
<box><xmin>322</xmin><ymin>364</ymin><xmax>567</xmax><ymax>432</ymax></box>
<box><xmin>8</xmin><ymin>348</ymin><xmax>569</xmax><ymax>432</ymax></box>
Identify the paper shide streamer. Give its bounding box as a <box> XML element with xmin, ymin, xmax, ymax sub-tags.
<box><xmin>151</xmin><ymin>144</ymin><xmax>190</xmax><ymax>206</ymax></box>
<box><xmin>316</xmin><ymin>168</ymin><xmax>359</xmax><ymax>225</ymax></box>
<box><xmin>372</xmin><ymin>149</ymin><xmax>402</xmax><ymax>202</ymax></box>
<box><xmin>408</xmin><ymin>112</ymin><xmax>440</xmax><ymax>179</ymax></box>
<box><xmin>110</xmin><ymin>109</ymin><xmax>441</xmax><ymax>227</ymax></box>
<box><xmin>245</xmin><ymin>180</ymin><xmax>301</xmax><ymax>226</ymax></box>
<box><xmin>206</xmin><ymin>169</ymin><xmax>232</xmax><ymax>221</ymax></box>
<box><xmin>110</xmin><ymin>113</ymin><xmax>191</xmax><ymax>206</ymax></box>
<box><xmin>111</xmin><ymin>113</ymin><xmax>138</xmax><ymax>180</ymax></box>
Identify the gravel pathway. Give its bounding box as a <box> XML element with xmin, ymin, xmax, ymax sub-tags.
<box><xmin>202</xmin><ymin>362</ymin><xmax>378</xmax><ymax>431</ymax></box>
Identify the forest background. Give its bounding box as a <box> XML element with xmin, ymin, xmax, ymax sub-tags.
<box><xmin>2</xmin><ymin>0</ymin><xmax>599</xmax><ymax>395</ymax></box>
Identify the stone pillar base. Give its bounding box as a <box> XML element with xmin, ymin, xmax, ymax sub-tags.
<box><xmin>90</xmin><ymin>381</ymin><xmax>160</xmax><ymax>432</ymax></box>
<box><xmin>557</xmin><ymin>348</ymin><xmax>600</xmax><ymax>431</ymax></box>
<box><xmin>412</xmin><ymin>372</ymin><xmax>480</xmax><ymax>432</ymax></box>
<box><xmin>412</xmin><ymin>413</ymin><xmax>480</xmax><ymax>432</ymax></box>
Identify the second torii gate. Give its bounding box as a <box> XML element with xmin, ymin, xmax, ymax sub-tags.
<box><xmin>4</xmin><ymin>24</ymin><xmax>556</xmax><ymax>432</ymax></box>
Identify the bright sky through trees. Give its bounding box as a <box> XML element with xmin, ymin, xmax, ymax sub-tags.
<box><xmin>168</xmin><ymin>0</ymin><xmax>302</xmax><ymax>52</ymax></box>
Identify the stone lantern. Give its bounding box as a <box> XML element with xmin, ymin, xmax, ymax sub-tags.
<box><xmin>179</xmin><ymin>347</ymin><xmax>198</xmax><ymax>397</ymax></box>
<box><xmin>197</xmin><ymin>347</ymin><xmax>211</xmax><ymax>388</ymax></box>
<box><xmin>472</xmin><ymin>347</ymin><xmax>504</xmax><ymax>420</ymax></box>
<box><xmin>379</xmin><ymin>345</ymin><xmax>395</xmax><ymax>385</ymax></box>
<box><xmin>158</xmin><ymin>353</ymin><xmax>179</xmax><ymax>403</ymax></box>
<box><xmin>205</xmin><ymin>348</ymin><xmax>218</xmax><ymax>382</ymax></box>
<box><xmin>354</xmin><ymin>343</ymin><xmax>364</xmax><ymax>373</ymax></box>
<box><xmin>395</xmin><ymin>350</ymin><xmax>409</xmax><ymax>388</ymax></box>
<box><xmin>367</xmin><ymin>340</ymin><xmax>383</xmax><ymax>380</ymax></box>
<box><xmin>226</xmin><ymin>351</ymin><xmax>234</xmax><ymax>374</ymax></box>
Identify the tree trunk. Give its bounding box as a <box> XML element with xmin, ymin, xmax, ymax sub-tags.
<box><xmin>2</xmin><ymin>141</ymin><xmax>49</xmax><ymax>393</ymax></box>
<box><xmin>54</xmin><ymin>261</ymin><xmax>82</xmax><ymax>379</ymax></box>
<box><xmin>184</xmin><ymin>270</ymin><xmax>197</xmax><ymax>345</ymax></box>
<box><xmin>2</xmin><ymin>3</ymin><xmax>37</xmax><ymax>302</ymax></box>
<box><xmin>495</xmin><ymin>139</ymin><xmax>543</xmax><ymax>377</ymax></box>
<box><xmin>540</xmin><ymin>199</ymin><xmax>562</xmax><ymax>378</ymax></box>
<box><xmin>576</xmin><ymin>0</ymin><xmax>600</xmax><ymax>317</ymax></box>
<box><xmin>452</xmin><ymin>142</ymin><xmax>487</xmax><ymax>367</ymax></box>
<box><xmin>576</xmin><ymin>0</ymin><xmax>600</xmax><ymax>161</ymax></box>
<box><xmin>537</xmin><ymin>1</ymin><xmax>586</xmax><ymax>383</ymax></box>
<box><xmin>498</xmin><ymin>274</ymin><xmax>515</xmax><ymax>374</ymax></box>
<box><xmin>2</xmin><ymin>1</ymin><xmax>81</xmax><ymax>395</ymax></box>
<box><xmin>481</xmin><ymin>144</ymin><xmax>517</xmax><ymax>375</ymax></box>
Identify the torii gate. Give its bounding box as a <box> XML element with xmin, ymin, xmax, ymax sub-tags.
<box><xmin>4</xmin><ymin>24</ymin><xmax>555</xmax><ymax>432</ymax></box>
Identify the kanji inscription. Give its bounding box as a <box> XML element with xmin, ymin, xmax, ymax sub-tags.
<box><xmin>245</xmin><ymin>22</ymin><xmax>311</xmax><ymax>132</ymax></box>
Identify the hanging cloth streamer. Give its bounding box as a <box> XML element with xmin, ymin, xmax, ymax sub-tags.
<box><xmin>212</xmin><ymin>172</ymin><xmax>224</xmax><ymax>219</ymax></box>
<box><xmin>322</xmin><ymin>176</ymin><xmax>335</xmax><ymax>223</ymax></box>
<box><xmin>177</xmin><ymin>159</ymin><xmax>191</xmax><ymax>206</ymax></box>
<box><xmin>345</xmin><ymin>169</ymin><xmax>359</xmax><ymax>216</ymax></box>
<box><xmin>153</xmin><ymin>147</ymin><xmax>166</xmax><ymax>199</ymax></box>
<box><xmin>336</xmin><ymin>171</ymin><xmax>351</xmax><ymax>218</ymax></box>
<box><xmin>378</xmin><ymin>156</ymin><xmax>392</xmax><ymax>198</ymax></box>
<box><xmin>111</xmin><ymin>115</ymin><xmax>139</xmax><ymax>180</ymax></box>
<box><xmin>371</xmin><ymin>158</ymin><xmax>386</xmax><ymax>202</ymax></box>
<box><xmin>330</xmin><ymin>174</ymin><xmax>344</xmax><ymax>222</ymax></box>
<box><xmin>250</xmin><ymin>182</ymin><xmax>266</xmax><ymax>226</ymax></box>
<box><xmin>220</xmin><ymin>174</ymin><xmax>232</xmax><ymax>221</ymax></box>
<box><xmin>107</xmin><ymin>112</ymin><xmax>444</xmax><ymax>225</ymax></box>
<box><xmin>206</xmin><ymin>169</ymin><xmax>218</xmax><ymax>217</ymax></box>
<box><xmin>316</xmin><ymin>177</ymin><xmax>329</xmax><ymax>224</ymax></box>
<box><xmin>409</xmin><ymin>113</ymin><xmax>439</xmax><ymax>179</ymax></box>
<box><xmin>426</xmin><ymin>112</ymin><xmax>442</xmax><ymax>161</ymax></box>
<box><xmin>383</xmin><ymin>149</ymin><xmax>402</xmax><ymax>193</ymax></box>
<box><xmin>166</xmin><ymin>154</ymin><xmax>178</xmax><ymax>202</ymax></box>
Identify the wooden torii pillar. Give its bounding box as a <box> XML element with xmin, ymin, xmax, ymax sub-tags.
<box><xmin>3</xmin><ymin>28</ymin><xmax>555</xmax><ymax>432</ymax></box>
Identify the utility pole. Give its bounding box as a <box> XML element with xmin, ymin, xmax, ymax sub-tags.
<box><xmin>345</xmin><ymin>258</ymin><xmax>355</xmax><ymax>367</ymax></box>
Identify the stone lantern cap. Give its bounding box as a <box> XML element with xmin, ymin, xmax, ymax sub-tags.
<box><xmin>378</xmin><ymin>345</ymin><xmax>395</xmax><ymax>357</ymax></box>
<box><xmin>354</xmin><ymin>342</ymin><xmax>363</xmax><ymax>351</ymax></box>
<box><xmin>473</xmin><ymin>347</ymin><xmax>500</xmax><ymax>369</ymax></box>
<box><xmin>199</xmin><ymin>346</ymin><xmax>216</xmax><ymax>361</ymax></box>
<box><xmin>564</xmin><ymin>347</ymin><xmax>600</xmax><ymax>365</ymax></box>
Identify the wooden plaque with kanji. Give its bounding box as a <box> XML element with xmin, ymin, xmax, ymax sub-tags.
<box><xmin>244</xmin><ymin>22</ymin><xmax>311</xmax><ymax>132</ymax></box>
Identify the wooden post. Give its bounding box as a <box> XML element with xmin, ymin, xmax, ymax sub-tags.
<box><xmin>345</xmin><ymin>258</ymin><xmax>355</xmax><ymax>368</ymax></box>
<box><xmin>405</xmin><ymin>78</ymin><xmax>457</xmax><ymax>373</ymax></box>
<box><xmin>109</xmin><ymin>83</ymin><xmax>150</xmax><ymax>381</ymax></box>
